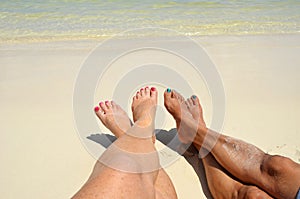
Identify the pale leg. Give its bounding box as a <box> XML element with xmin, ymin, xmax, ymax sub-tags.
<box><xmin>73</xmin><ymin>87</ymin><xmax>177</xmax><ymax>199</ymax></box>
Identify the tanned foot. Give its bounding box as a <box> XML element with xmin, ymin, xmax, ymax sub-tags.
<box><xmin>164</xmin><ymin>88</ymin><xmax>199</xmax><ymax>144</ymax></box>
<box><xmin>185</xmin><ymin>95</ymin><xmax>208</xmax><ymax>150</ymax></box>
<box><xmin>94</xmin><ymin>100</ymin><xmax>132</xmax><ymax>138</ymax></box>
<box><xmin>186</xmin><ymin>95</ymin><xmax>206</xmax><ymax>127</ymax></box>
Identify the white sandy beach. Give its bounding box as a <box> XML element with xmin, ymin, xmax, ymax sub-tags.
<box><xmin>1</xmin><ymin>34</ymin><xmax>300</xmax><ymax>199</ymax></box>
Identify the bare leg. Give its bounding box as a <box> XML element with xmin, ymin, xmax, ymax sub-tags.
<box><xmin>92</xmin><ymin>93</ymin><xmax>177</xmax><ymax>199</ymax></box>
<box><xmin>73</xmin><ymin>87</ymin><xmax>161</xmax><ymax>199</ymax></box>
<box><xmin>186</xmin><ymin>94</ymin><xmax>274</xmax><ymax>199</ymax></box>
<box><xmin>202</xmin><ymin>149</ymin><xmax>273</xmax><ymax>199</ymax></box>
<box><xmin>164</xmin><ymin>88</ymin><xmax>300</xmax><ymax>199</ymax></box>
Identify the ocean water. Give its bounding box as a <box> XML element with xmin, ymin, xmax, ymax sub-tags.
<box><xmin>0</xmin><ymin>0</ymin><xmax>299</xmax><ymax>42</ymax></box>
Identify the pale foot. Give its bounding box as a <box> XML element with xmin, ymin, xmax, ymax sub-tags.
<box><xmin>92</xmin><ymin>89</ymin><xmax>176</xmax><ymax>199</ymax></box>
<box><xmin>94</xmin><ymin>100</ymin><xmax>132</xmax><ymax>138</ymax></box>
<box><xmin>94</xmin><ymin>87</ymin><xmax>159</xmax><ymax>174</ymax></box>
<box><xmin>130</xmin><ymin>86</ymin><xmax>177</xmax><ymax>199</ymax></box>
<box><xmin>164</xmin><ymin>88</ymin><xmax>199</xmax><ymax>144</ymax></box>
<box><xmin>131</xmin><ymin>86</ymin><xmax>158</xmax><ymax>136</ymax></box>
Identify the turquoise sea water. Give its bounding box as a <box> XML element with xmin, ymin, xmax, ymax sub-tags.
<box><xmin>0</xmin><ymin>0</ymin><xmax>299</xmax><ymax>42</ymax></box>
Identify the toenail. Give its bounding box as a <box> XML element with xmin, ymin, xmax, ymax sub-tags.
<box><xmin>167</xmin><ymin>88</ymin><xmax>171</xmax><ymax>93</ymax></box>
<box><xmin>105</xmin><ymin>100</ymin><xmax>109</xmax><ymax>104</ymax></box>
<box><xmin>99</xmin><ymin>102</ymin><xmax>103</xmax><ymax>105</ymax></box>
<box><xmin>151</xmin><ymin>87</ymin><xmax>156</xmax><ymax>91</ymax></box>
<box><xmin>192</xmin><ymin>95</ymin><xmax>197</xmax><ymax>99</ymax></box>
<box><xmin>94</xmin><ymin>106</ymin><xmax>100</xmax><ymax>112</ymax></box>
<box><xmin>145</xmin><ymin>86</ymin><xmax>149</xmax><ymax>89</ymax></box>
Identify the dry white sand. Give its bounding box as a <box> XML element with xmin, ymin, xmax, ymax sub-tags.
<box><xmin>0</xmin><ymin>34</ymin><xmax>299</xmax><ymax>199</ymax></box>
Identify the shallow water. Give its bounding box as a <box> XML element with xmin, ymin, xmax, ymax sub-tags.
<box><xmin>0</xmin><ymin>0</ymin><xmax>299</xmax><ymax>42</ymax></box>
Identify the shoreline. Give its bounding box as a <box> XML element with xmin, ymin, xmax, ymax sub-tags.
<box><xmin>1</xmin><ymin>32</ymin><xmax>300</xmax><ymax>45</ymax></box>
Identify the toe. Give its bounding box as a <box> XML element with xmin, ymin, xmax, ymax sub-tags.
<box><xmin>94</xmin><ymin>106</ymin><xmax>105</xmax><ymax>123</ymax></box>
<box><xmin>99</xmin><ymin>101</ymin><xmax>108</xmax><ymax>113</ymax></box>
<box><xmin>133</xmin><ymin>95</ymin><xmax>137</xmax><ymax>101</ymax></box>
<box><xmin>164</xmin><ymin>88</ymin><xmax>177</xmax><ymax>112</ymax></box>
<box><xmin>164</xmin><ymin>88</ymin><xmax>172</xmax><ymax>99</ymax></box>
<box><xmin>111</xmin><ymin>100</ymin><xmax>118</xmax><ymax>111</ymax></box>
<box><xmin>94</xmin><ymin>105</ymin><xmax>104</xmax><ymax>120</ymax></box>
<box><xmin>171</xmin><ymin>90</ymin><xmax>181</xmax><ymax>100</ymax></box>
<box><xmin>145</xmin><ymin>86</ymin><xmax>150</xmax><ymax>96</ymax></box>
<box><xmin>94</xmin><ymin>106</ymin><xmax>100</xmax><ymax>112</ymax></box>
<box><xmin>150</xmin><ymin>87</ymin><xmax>157</xmax><ymax>99</ymax></box>
<box><xmin>105</xmin><ymin>100</ymin><xmax>112</xmax><ymax>109</ymax></box>
<box><xmin>171</xmin><ymin>90</ymin><xmax>177</xmax><ymax>99</ymax></box>
<box><xmin>172</xmin><ymin>90</ymin><xmax>185</xmax><ymax>103</ymax></box>
<box><xmin>135</xmin><ymin>91</ymin><xmax>141</xmax><ymax>99</ymax></box>
<box><xmin>164</xmin><ymin>88</ymin><xmax>174</xmax><ymax>106</ymax></box>
<box><xmin>191</xmin><ymin>95</ymin><xmax>203</xmax><ymax>112</ymax></box>
<box><xmin>191</xmin><ymin>95</ymin><xmax>199</xmax><ymax>105</ymax></box>
<box><xmin>111</xmin><ymin>100</ymin><xmax>116</xmax><ymax>107</ymax></box>
<box><xmin>187</xmin><ymin>98</ymin><xmax>193</xmax><ymax>107</ymax></box>
<box><xmin>140</xmin><ymin>87</ymin><xmax>145</xmax><ymax>96</ymax></box>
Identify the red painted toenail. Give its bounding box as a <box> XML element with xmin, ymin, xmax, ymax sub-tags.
<box><xmin>94</xmin><ymin>106</ymin><xmax>99</xmax><ymax>112</ymax></box>
<box><xmin>151</xmin><ymin>87</ymin><xmax>156</xmax><ymax>91</ymax></box>
<box><xmin>145</xmin><ymin>86</ymin><xmax>149</xmax><ymax>89</ymax></box>
<box><xmin>105</xmin><ymin>100</ymin><xmax>109</xmax><ymax>104</ymax></box>
<box><xmin>99</xmin><ymin>102</ymin><xmax>103</xmax><ymax>105</ymax></box>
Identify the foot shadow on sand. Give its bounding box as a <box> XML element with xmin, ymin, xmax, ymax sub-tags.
<box><xmin>87</xmin><ymin>128</ymin><xmax>212</xmax><ymax>199</ymax></box>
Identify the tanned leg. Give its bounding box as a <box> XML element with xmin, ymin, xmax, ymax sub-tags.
<box><xmin>202</xmin><ymin>149</ymin><xmax>273</xmax><ymax>199</ymax></box>
<box><xmin>186</xmin><ymin>95</ymin><xmax>273</xmax><ymax>199</ymax></box>
<box><xmin>164</xmin><ymin>88</ymin><xmax>299</xmax><ymax>199</ymax></box>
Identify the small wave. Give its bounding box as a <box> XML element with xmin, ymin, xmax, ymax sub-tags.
<box><xmin>0</xmin><ymin>0</ymin><xmax>299</xmax><ymax>43</ymax></box>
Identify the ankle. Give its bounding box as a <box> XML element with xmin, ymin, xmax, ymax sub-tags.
<box><xmin>135</xmin><ymin>115</ymin><xmax>154</xmax><ymax>128</ymax></box>
<box><xmin>192</xmin><ymin>126</ymin><xmax>208</xmax><ymax>151</ymax></box>
<box><xmin>126</xmin><ymin>123</ymin><xmax>154</xmax><ymax>140</ymax></box>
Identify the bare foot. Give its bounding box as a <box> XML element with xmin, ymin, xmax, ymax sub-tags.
<box><xmin>95</xmin><ymin>99</ymin><xmax>157</xmax><ymax>142</ymax></box>
<box><xmin>94</xmin><ymin>100</ymin><xmax>132</xmax><ymax>138</ymax></box>
<box><xmin>186</xmin><ymin>95</ymin><xmax>206</xmax><ymax>127</ymax></box>
<box><xmin>94</xmin><ymin>87</ymin><xmax>159</xmax><ymax>173</ymax></box>
<box><xmin>184</xmin><ymin>95</ymin><xmax>211</xmax><ymax>151</ymax></box>
<box><xmin>164</xmin><ymin>88</ymin><xmax>200</xmax><ymax>144</ymax></box>
<box><xmin>131</xmin><ymin>86</ymin><xmax>158</xmax><ymax>132</ymax></box>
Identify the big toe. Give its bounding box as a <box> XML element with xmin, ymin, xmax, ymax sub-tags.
<box><xmin>163</xmin><ymin>88</ymin><xmax>182</xmax><ymax>113</ymax></box>
<box><xmin>191</xmin><ymin>95</ymin><xmax>199</xmax><ymax>105</ymax></box>
<box><xmin>164</xmin><ymin>88</ymin><xmax>172</xmax><ymax>107</ymax></box>
<box><xmin>94</xmin><ymin>104</ymin><xmax>105</xmax><ymax>122</ymax></box>
<box><xmin>150</xmin><ymin>87</ymin><xmax>158</xmax><ymax>100</ymax></box>
<box><xmin>191</xmin><ymin>95</ymin><xmax>203</xmax><ymax>112</ymax></box>
<box><xmin>164</xmin><ymin>88</ymin><xmax>184</xmax><ymax>101</ymax></box>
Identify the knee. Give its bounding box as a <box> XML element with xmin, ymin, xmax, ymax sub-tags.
<box><xmin>100</xmin><ymin>152</ymin><xmax>142</xmax><ymax>173</ymax></box>
<box><xmin>260</xmin><ymin>154</ymin><xmax>292</xmax><ymax>177</ymax></box>
<box><xmin>245</xmin><ymin>187</ymin><xmax>267</xmax><ymax>199</ymax></box>
<box><xmin>239</xmin><ymin>186</ymin><xmax>267</xmax><ymax>199</ymax></box>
